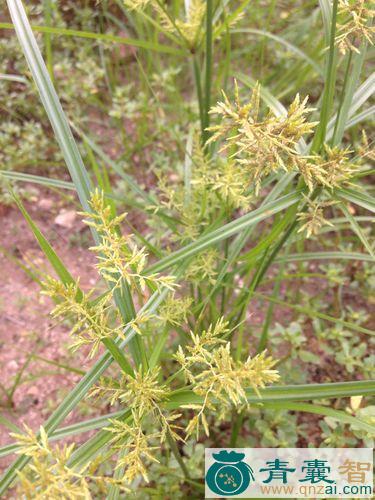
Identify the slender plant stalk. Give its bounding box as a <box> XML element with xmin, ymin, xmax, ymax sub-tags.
<box><xmin>311</xmin><ymin>0</ymin><xmax>339</xmax><ymax>153</ymax></box>
<box><xmin>202</xmin><ymin>0</ymin><xmax>213</xmax><ymax>144</ymax></box>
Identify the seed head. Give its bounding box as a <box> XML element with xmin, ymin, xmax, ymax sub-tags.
<box><xmin>336</xmin><ymin>0</ymin><xmax>375</xmax><ymax>54</ymax></box>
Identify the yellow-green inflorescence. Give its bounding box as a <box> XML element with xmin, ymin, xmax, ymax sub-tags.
<box><xmin>336</xmin><ymin>0</ymin><xmax>375</xmax><ymax>54</ymax></box>
<box><xmin>123</xmin><ymin>0</ymin><xmax>243</xmax><ymax>50</ymax></box>
<box><xmin>82</xmin><ymin>189</ymin><xmax>177</xmax><ymax>294</ymax></box>
<box><xmin>207</xmin><ymin>82</ymin><xmax>361</xmax><ymax>196</ymax></box>
<box><xmin>11</xmin><ymin>426</ymin><xmax>127</xmax><ymax>499</ymax></box>
<box><xmin>174</xmin><ymin>318</ymin><xmax>280</xmax><ymax>438</ymax></box>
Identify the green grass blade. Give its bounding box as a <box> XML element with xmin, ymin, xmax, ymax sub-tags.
<box><xmin>10</xmin><ymin>188</ymin><xmax>76</xmax><ymax>286</ymax></box>
<box><xmin>275</xmin><ymin>251</ymin><xmax>374</xmax><ymax>263</ymax></box>
<box><xmin>261</xmin><ymin>402</ymin><xmax>375</xmax><ymax>435</ymax></box>
<box><xmin>344</xmin><ymin>105</ymin><xmax>375</xmax><ymax>130</ymax></box>
<box><xmin>1</xmin><ymin>170</ymin><xmax>74</xmax><ymax>190</ymax></box>
<box><xmin>318</xmin><ymin>0</ymin><xmax>332</xmax><ymax>43</ymax></box>
<box><xmin>254</xmin><ymin>291</ymin><xmax>374</xmax><ymax>336</ymax></box>
<box><xmin>0</xmin><ymin>415</ymin><xmax>21</xmax><ymax>434</ymax></box>
<box><xmin>202</xmin><ymin>0</ymin><xmax>213</xmax><ymax>144</ymax></box>
<box><xmin>233</xmin><ymin>29</ymin><xmax>323</xmax><ymax>76</ymax></box>
<box><xmin>336</xmin><ymin>187</ymin><xmax>375</xmax><ymax>213</ymax></box>
<box><xmin>311</xmin><ymin>0</ymin><xmax>338</xmax><ymax>152</ymax></box>
<box><xmin>339</xmin><ymin>204</ymin><xmax>375</xmax><ymax>259</ymax></box>
<box><xmin>0</xmin><ymin>72</ymin><xmax>27</xmax><ymax>83</ymax></box>
<box><xmin>0</xmin><ymin>22</ymin><xmax>184</xmax><ymax>56</ymax></box>
<box><xmin>331</xmin><ymin>45</ymin><xmax>367</xmax><ymax>145</ymax></box>
<box><xmin>165</xmin><ymin>380</ymin><xmax>375</xmax><ymax>408</ymax></box>
<box><xmin>327</xmin><ymin>73</ymin><xmax>375</xmax><ymax>136</ymax></box>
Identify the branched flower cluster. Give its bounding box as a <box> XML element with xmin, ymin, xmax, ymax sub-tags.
<box><xmin>174</xmin><ymin>318</ymin><xmax>280</xmax><ymax>437</ymax></box>
<box><xmin>105</xmin><ymin>420</ymin><xmax>160</xmax><ymax>484</ymax></box>
<box><xmin>207</xmin><ymin>82</ymin><xmax>317</xmax><ymax>194</ymax></box>
<box><xmin>43</xmin><ymin>278</ymin><xmax>124</xmax><ymax>357</ymax></box>
<box><xmin>124</xmin><ymin>0</ymin><xmax>205</xmax><ymax>49</ymax></box>
<box><xmin>297</xmin><ymin>196</ymin><xmax>337</xmax><ymax>238</ymax></box>
<box><xmin>82</xmin><ymin>189</ymin><xmax>177</xmax><ymax>293</ymax></box>
<box><xmin>94</xmin><ymin>368</ymin><xmax>167</xmax><ymax>418</ymax></box>
<box><xmin>208</xmin><ymin>83</ymin><xmax>362</xmax><ymax>193</ymax></box>
<box><xmin>124</xmin><ymin>1</ymin><xmax>244</xmax><ymax>50</ymax></box>
<box><xmin>297</xmin><ymin>145</ymin><xmax>359</xmax><ymax>192</ymax></box>
<box><xmin>157</xmin><ymin>137</ymin><xmax>251</xmax><ymax>242</ymax></box>
<box><xmin>93</xmin><ymin>368</ymin><xmax>182</xmax><ymax>484</ymax></box>
<box><xmin>12</xmin><ymin>426</ymin><xmax>125</xmax><ymax>499</ymax></box>
<box><xmin>175</xmin><ymin>0</ymin><xmax>206</xmax><ymax>47</ymax></box>
<box><xmin>43</xmin><ymin>276</ymin><xmax>154</xmax><ymax>355</ymax></box>
<box><xmin>184</xmin><ymin>249</ymin><xmax>220</xmax><ymax>285</ymax></box>
<box><xmin>336</xmin><ymin>0</ymin><xmax>375</xmax><ymax>54</ymax></box>
<box><xmin>157</xmin><ymin>293</ymin><xmax>193</xmax><ymax>326</ymax></box>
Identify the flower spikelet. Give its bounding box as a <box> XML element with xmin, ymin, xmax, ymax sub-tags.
<box><xmin>42</xmin><ymin>277</ymin><xmax>122</xmax><ymax>357</ymax></box>
<box><xmin>336</xmin><ymin>0</ymin><xmax>375</xmax><ymax>54</ymax></box>
<box><xmin>208</xmin><ymin>82</ymin><xmax>317</xmax><ymax>194</ymax></box>
<box><xmin>184</xmin><ymin>249</ymin><xmax>220</xmax><ymax>285</ymax></box>
<box><xmin>91</xmin><ymin>367</ymin><xmax>167</xmax><ymax>417</ymax></box>
<box><xmin>297</xmin><ymin>145</ymin><xmax>359</xmax><ymax>191</ymax></box>
<box><xmin>297</xmin><ymin>196</ymin><xmax>336</xmax><ymax>238</ymax></box>
<box><xmin>318</xmin><ymin>145</ymin><xmax>359</xmax><ymax>188</ymax></box>
<box><xmin>81</xmin><ymin>189</ymin><xmax>177</xmax><ymax>293</ymax></box>
<box><xmin>99</xmin><ymin>368</ymin><xmax>183</xmax><ymax>483</ymax></box>
<box><xmin>176</xmin><ymin>0</ymin><xmax>206</xmax><ymax>47</ymax></box>
<box><xmin>105</xmin><ymin>419</ymin><xmax>160</xmax><ymax>484</ymax></box>
<box><xmin>212</xmin><ymin>160</ymin><xmax>252</xmax><ymax>209</ymax></box>
<box><xmin>192</xmin><ymin>346</ymin><xmax>279</xmax><ymax>405</ymax></box>
<box><xmin>158</xmin><ymin>293</ymin><xmax>192</xmax><ymax>326</ymax></box>
<box><xmin>124</xmin><ymin>0</ymin><xmax>205</xmax><ymax>49</ymax></box>
<box><xmin>92</xmin><ymin>367</ymin><xmax>183</xmax><ymax>440</ymax></box>
<box><xmin>120</xmin><ymin>367</ymin><xmax>167</xmax><ymax>418</ymax></box>
<box><xmin>175</xmin><ymin>319</ymin><xmax>279</xmax><ymax>437</ymax></box>
<box><xmin>123</xmin><ymin>0</ymin><xmax>152</xmax><ymax>9</ymax></box>
<box><xmin>11</xmin><ymin>426</ymin><xmax>124</xmax><ymax>498</ymax></box>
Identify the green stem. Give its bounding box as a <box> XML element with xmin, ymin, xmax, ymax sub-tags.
<box><xmin>311</xmin><ymin>0</ymin><xmax>338</xmax><ymax>153</ymax></box>
<box><xmin>193</xmin><ymin>55</ymin><xmax>205</xmax><ymax>137</ymax></box>
<box><xmin>167</xmin><ymin>431</ymin><xmax>190</xmax><ymax>479</ymax></box>
<box><xmin>331</xmin><ymin>50</ymin><xmax>352</xmax><ymax>145</ymax></box>
<box><xmin>229</xmin><ymin>411</ymin><xmax>243</xmax><ymax>447</ymax></box>
<box><xmin>257</xmin><ymin>260</ymin><xmax>284</xmax><ymax>353</ymax></box>
<box><xmin>202</xmin><ymin>0</ymin><xmax>213</xmax><ymax>144</ymax></box>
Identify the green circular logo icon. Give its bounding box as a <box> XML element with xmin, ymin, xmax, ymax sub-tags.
<box><xmin>206</xmin><ymin>450</ymin><xmax>254</xmax><ymax>496</ymax></box>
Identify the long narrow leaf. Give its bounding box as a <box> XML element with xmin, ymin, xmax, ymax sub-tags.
<box><xmin>261</xmin><ymin>402</ymin><xmax>375</xmax><ymax>434</ymax></box>
<box><xmin>0</xmin><ymin>22</ymin><xmax>184</xmax><ymax>55</ymax></box>
<box><xmin>232</xmin><ymin>28</ymin><xmax>323</xmax><ymax>76</ymax></box>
